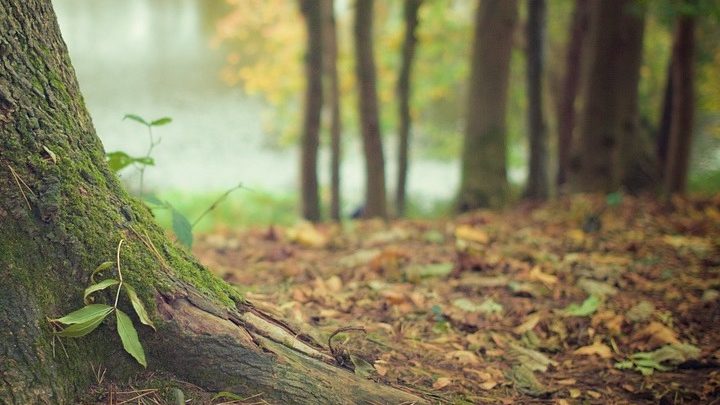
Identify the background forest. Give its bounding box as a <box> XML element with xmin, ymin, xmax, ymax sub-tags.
<box><xmin>53</xmin><ymin>0</ymin><xmax>720</xmax><ymax>226</ymax></box>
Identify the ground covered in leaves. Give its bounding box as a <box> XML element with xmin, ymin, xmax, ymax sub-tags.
<box><xmin>91</xmin><ymin>195</ymin><xmax>720</xmax><ymax>404</ymax></box>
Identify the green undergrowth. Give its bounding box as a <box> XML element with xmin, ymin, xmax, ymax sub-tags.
<box><xmin>147</xmin><ymin>188</ymin><xmax>457</xmax><ymax>230</ymax></box>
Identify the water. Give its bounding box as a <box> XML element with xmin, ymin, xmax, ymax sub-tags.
<box><xmin>52</xmin><ymin>0</ymin><xmax>459</xmax><ymax>209</ymax></box>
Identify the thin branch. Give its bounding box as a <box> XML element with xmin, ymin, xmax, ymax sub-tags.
<box><xmin>191</xmin><ymin>183</ymin><xmax>245</xmax><ymax>228</ymax></box>
<box><xmin>113</xmin><ymin>239</ymin><xmax>124</xmax><ymax>308</ymax></box>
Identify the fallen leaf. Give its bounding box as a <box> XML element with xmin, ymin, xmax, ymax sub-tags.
<box><xmin>529</xmin><ymin>266</ymin><xmax>558</xmax><ymax>286</ymax></box>
<box><xmin>455</xmin><ymin>225</ymin><xmax>489</xmax><ymax>244</ymax></box>
<box><xmin>445</xmin><ymin>350</ymin><xmax>480</xmax><ymax>365</ymax></box>
<box><xmin>633</xmin><ymin>321</ymin><xmax>680</xmax><ymax>348</ymax></box>
<box><xmin>574</xmin><ymin>342</ymin><xmax>612</xmax><ymax>359</ymax></box>
<box><xmin>432</xmin><ymin>377</ymin><xmax>452</xmax><ymax>390</ymax></box>
<box><xmin>513</xmin><ymin>313</ymin><xmax>542</xmax><ymax>335</ymax></box>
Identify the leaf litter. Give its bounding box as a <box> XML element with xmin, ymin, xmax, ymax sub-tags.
<box><xmin>193</xmin><ymin>195</ymin><xmax>720</xmax><ymax>403</ymax></box>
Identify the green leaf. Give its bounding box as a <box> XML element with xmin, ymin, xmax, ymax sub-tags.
<box><xmin>116</xmin><ymin>309</ymin><xmax>147</xmax><ymax>367</ymax></box>
<box><xmin>349</xmin><ymin>354</ymin><xmax>375</xmax><ymax>377</ymax></box>
<box><xmin>106</xmin><ymin>151</ymin><xmax>134</xmax><ymax>172</ymax></box>
<box><xmin>56</xmin><ymin>312</ymin><xmax>112</xmax><ymax>337</ymax></box>
<box><xmin>614</xmin><ymin>360</ymin><xmax>634</xmax><ymax>369</ymax></box>
<box><xmin>606</xmin><ymin>191</ymin><xmax>623</xmax><ymax>207</ymax></box>
<box><xmin>150</xmin><ymin>117</ymin><xmax>172</xmax><ymax>126</ymax></box>
<box><xmin>123</xmin><ymin>114</ymin><xmax>149</xmax><ymax>126</ymax></box>
<box><xmin>83</xmin><ymin>279</ymin><xmax>119</xmax><ymax>304</ymax></box>
<box><xmin>123</xmin><ymin>284</ymin><xmax>156</xmax><ymax>331</ymax></box>
<box><xmin>172</xmin><ymin>208</ymin><xmax>193</xmax><ymax>248</ymax></box>
<box><xmin>53</xmin><ymin>304</ymin><xmax>114</xmax><ymax>325</ymax></box>
<box><xmin>143</xmin><ymin>194</ymin><xmax>165</xmax><ymax>207</ymax></box>
<box><xmin>563</xmin><ymin>295</ymin><xmax>600</xmax><ymax>317</ymax></box>
<box><xmin>91</xmin><ymin>261</ymin><xmax>114</xmax><ymax>283</ymax></box>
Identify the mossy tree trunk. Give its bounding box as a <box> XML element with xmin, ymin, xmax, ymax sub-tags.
<box><xmin>457</xmin><ymin>0</ymin><xmax>518</xmax><ymax>211</ymax></box>
<box><xmin>354</xmin><ymin>0</ymin><xmax>387</xmax><ymax>219</ymax></box>
<box><xmin>299</xmin><ymin>0</ymin><xmax>323</xmax><ymax>222</ymax></box>
<box><xmin>0</xmin><ymin>1</ymin><xmax>424</xmax><ymax>404</ymax></box>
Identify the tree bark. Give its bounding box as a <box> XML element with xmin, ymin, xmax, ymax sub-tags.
<box><xmin>458</xmin><ymin>0</ymin><xmax>517</xmax><ymax>211</ymax></box>
<box><xmin>524</xmin><ymin>0</ymin><xmax>549</xmax><ymax>200</ymax></box>
<box><xmin>664</xmin><ymin>10</ymin><xmax>695</xmax><ymax>194</ymax></box>
<box><xmin>0</xmin><ymin>1</ymin><xmax>424</xmax><ymax>403</ymax></box>
<box><xmin>568</xmin><ymin>0</ymin><xmax>646</xmax><ymax>193</ymax></box>
<box><xmin>395</xmin><ymin>0</ymin><xmax>422</xmax><ymax>218</ymax></box>
<box><xmin>657</xmin><ymin>58</ymin><xmax>673</xmax><ymax>179</ymax></box>
<box><xmin>321</xmin><ymin>0</ymin><xmax>342</xmax><ymax>221</ymax></box>
<box><xmin>354</xmin><ymin>0</ymin><xmax>387</xmax><ymax>219</ymax></box>
<box><xmin>299</xmin><ymin>0</ymin><xmax>323</xmax><ymax>222</ymax></box>
<box><xmin>556</xmin><ymin>0</ymin><xmax>590</xmax><ymax>189</ymax></box>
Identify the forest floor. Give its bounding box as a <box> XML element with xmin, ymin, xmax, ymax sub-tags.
<box><xmin>95</xmin><ymin>194</ymin><xmax>720</xmax><ymax>404</ymax></box>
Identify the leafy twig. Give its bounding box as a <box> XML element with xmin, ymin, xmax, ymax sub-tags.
<box><xmin>191</xmin><ymin>183</ymin><xmax>245</xmax><ymax>228</ymax></box>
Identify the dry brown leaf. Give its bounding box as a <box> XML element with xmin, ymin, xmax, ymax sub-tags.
<box><xmin>445</xmin><ymin>350</ymin><xmax>480</xmax><ymax>365</ymax></box>
<box><xmin>573</xmin><ymin>342</ymin><xmax>612</xmax><ymax>359</ymax></box>
<box><xmin>380</xmin><ymin>290</ymin><xmax>407</xmax><ymax>305</ymax></box>
<box><xmin>633</xmin><ymin>321</ymin><xmax>680</xmax><ymax>348</ymax></box>
<box><xmin>556</xmin><ymin>378</ymin><xmax>576</xmax><ymax>386</ymax></box>
<box><xmin>587</xmin><ymin>390</ymin><xmax>601</xmax><ymax>399</ymax></box>
<box><xmin>529</xmin><ymin>266</ymin><xmax>558</xmax><ymax>286</ymax></box>
<box><xmin>432</xmin><ymin>377</ymin><xmax>452</xmax><ymax>390</ymax></box>
<box><xmin>286</xmin><ymin>222</ymin><xmax>328</xmax><ymax>248</ymax></box>
<box><xmin>569</xmin><ymin>388</ymin><xmax>581</xmax><ymax>398</ymax></box>
<box><xmin>514</xmin><ymin>313</ymin><xmax>542</xmax><ymax>335</ymax></box>
<box><xmin>479</xmin><ymin>381</ymin><xmax>498</xmax><ymax>390</ymax></box>
<box><xmin>325</xmin><ymin>275</ymin><xmax>343</xmax><ymax>292</ymax></box>
<box><xmin>455</xmin><ymin>225</ymin><xmax>489</xmax><ymax>244</ymax></box>
<box><xmin>374</xmin><ymin>361</ymin><xmax>388</xmax><ymax>376</ymax></box>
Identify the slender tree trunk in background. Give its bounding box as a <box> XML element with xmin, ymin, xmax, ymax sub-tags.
<box><xmin>0</xmin><ymin>1</ymin><xmax>424</xmax><ymax>403</ymax></box>
<box><xmin>568</xmin><ymin>0</ymin><xmax>646</xmax><ymax>193</ymax></box>
<box><xmin>395</xmin><ymin>0</ymin><xmax>422</xmax><ymax>218</ymax></box>
<box><xmin>657</xmin><ymin>59</ymin><xmax>673</xmax><ymax>179</ymax></box>
<box><xmin>524</xmin><ymin>0</ymin><xmax>549</xmax><ymax>200</ymax></box>
<box><xmin>458</xmin><ymin>0</ymin><xmax>518</xmax><ymax>211</ymax></box>
<box><xmin>299</xmin><ymin>0</ymin><xmax>323</xmax><ymax>222</ymax></box>
<box><xmin>664</xmin><ymin>11</ymin><xmax>695</xmax><ymax>194</ymax></box>
<box><xmin>321</xmin><ymin>0</ymin><xmax>342</xmax><ymax>221</ymax></box>
<box><xmin>354</xmin><ymin>0</ymin><xmax>387</xmax><ymax>219</ymax></box>
<box><xmin>556</xmin><ymin>0</ymin><xmax>590</xmax><ymax>189</ymax></box>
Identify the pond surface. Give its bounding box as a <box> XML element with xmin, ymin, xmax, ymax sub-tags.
<box><xmin>53</xmin><ymin>0</ymin><xmax>459</xmax><ymax>210</ymax></box>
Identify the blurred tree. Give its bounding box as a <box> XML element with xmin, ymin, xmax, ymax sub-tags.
<box><xmin>664</xmin><ymin>3</ymin><xmax>696</xmax><ymax>194</ymax></box>
<box><xmin>458</xmin><ymin>0</ymin><xmax>518</xmax><ymax>211</ymax></box>
<box><xmin>524</xmin><ymin>0</ymin><xmax>549</xmax><ymax>199</ymax></box>
<box><xmin>569</xmin><ymin>0</ymin><xmax>650</xmax><ymax>193</ymax></box>
<box><xmin>396</xmin><ymin>0</ymin><xmax>423</xmax><ymax>217</ymax></box>
<box><xmin>556</xmin><ymin>0</ymin><xmax>590</xmax><ymax>189</ymax></box>
<box><xmin>322</xmin><ymin>0</ymin><xmax>342</xmax><ymax>221</ymax></box>
<box><xmin>354</xmin><ymin>0</ymin><xmax>387</xmax><ymax>218</ymax></box>
<box><xmin>299</xmin><ymin>0</ymin><xmax>323</xmax><ymax>221</ymax></box>
<box><xmin>0</xmin><ymin>1</ymin><xmax>423</xmax><ymax>402</ymax></box>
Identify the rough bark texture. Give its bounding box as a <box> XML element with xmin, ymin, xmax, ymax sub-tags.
<box><xmin>321</xmin><ymin>0</ymin><xmax>342</xmax><ymax>221</ymax></box>
<box><xmin>395</xmin><ymin>0</ymin><xmax>422</xmax><ymax>218</ymax></box>
<box><xmin>0</xmin><ymin>1</ymin><xmax>424</xmax><ymax>403</ymax></box>
<box><xmin>556</xmin><ymin>0</ymin><xmax>589</xmax><ymax>189</ymax></box>
<box><xmin>664</xmin><ymin>11</ymin><xmax>695</xmax><ymax>194</ymax></box>
<box><xmin>458</xmin><ymin>0</ymin><xmax>517</xmax><ymax>211</ymax></box>
<box><xmin>354</xmin><ymin>0</ymin><xmax>387</xmax><ymax>219</ymax></box>
<box><xmin>568</xmin><ymin>0</ymin><xmax>646</xmax><ymax>193</ymax></box>
<box><xmin>299</xmin><ymin>0</ymin><xmax>323</xmax><ymax>222</ymax></box>
<box><xmin>524</xmin><ymin>0</ymin><xmax>549</xmax><ymax>200</ymax></box>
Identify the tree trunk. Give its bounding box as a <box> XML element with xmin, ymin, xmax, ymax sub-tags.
<box><xmin>395</xmin><ymin>0</ymin><xmax>422</xmax><ymax>218</ymax></box>
<box><xmin>568</xmin><ymin>0</ymin><xmax>646</xmax><ymax>193</ymax></box>
<box><xmin>0</xmin><ymin>1</ymin><xmax>424</xmax><ymax>403</ymax></box>
<box><xmin>657</xmin><ymin>58</ymin><xmax>673</xmax><ymax>179</ymax></box>
<box><xmin>458</xmin><ymin>0</ymin><xmax>517</xmax><ymax>211</ymax></box>
<box><xmin>556</xmin><ymin>0</ymin><xmax>590</xmax><ymax>189</ymax></box>
<box><xmin>322</xmin><ymin>0</ymin><xmax>342</xmax><ymax>221</ymax></box>
<box><xmin>354</xmin><ymin>0</ymin><xmax>387</xmax><ymax>219</ymax></box>
<box><xmin>664</xmin><ymin>11</ymin><xmax>695</xmax><ymax>194</ymax></box>
<box><xmin>299</xmin><ymin>0</ymin><xmax>323</xmax><ymax>222</ymax></box>
<box><xmin>524</xmin><ymin>0</ymin><xmax>549</xmax><ymax>200</ymax></box>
